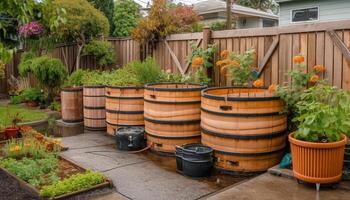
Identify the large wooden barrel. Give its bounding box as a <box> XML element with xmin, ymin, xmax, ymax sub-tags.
<box><xmin>83</xmin><ymin>86</ymin><xmax>106</xmax><ymax>130</ymax></box>
<box><xmin>144</xmin><ymin>83</ymin><xmax>206</xmax><ymax>153</ymax></box>
<box><xmin>61</xmin><ymin>87</ymin><xmax>83</xmax><ymax>123</ymax></box>
<box><xmin>201</xmin><ymin>87</ymin><xmax>287</xmax><ymax>172</ymax></box>
<box><xmin>105</xmin><ymin>86</ymin><xmax>144</xmax><ymax>136</ymax></box>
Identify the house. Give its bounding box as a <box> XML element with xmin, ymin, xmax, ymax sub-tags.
<box><xmin>277</xmin><ymin>0</ymin><xmax>350</xmax><ymax>26</ymax></box>
<box><xmin>193</xmin><ymin>0</ymin><xmax>278</xmax><ymax>29</ymax></box>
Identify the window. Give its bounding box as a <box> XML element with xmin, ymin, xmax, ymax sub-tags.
<box><xmin>291</xmin><ymin>7</ymin><xmax>319</xmax><ymax>23</ymax></box>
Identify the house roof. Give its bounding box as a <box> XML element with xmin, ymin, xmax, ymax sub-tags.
<box><xmin>193</xmin><ymin>0</ymin><xmax>278</xmax><ymax>20</ymax></box>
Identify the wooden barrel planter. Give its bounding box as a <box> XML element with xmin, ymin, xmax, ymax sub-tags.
<box><xmin>201</xmin><ymin>87</ymin><xmax>287</xmax><ymax>172</ymax></box>
<box><xmin>83</xmin><ymin>86</ymin><xmax>106</xmax><ymax>130</ymax></box>
<box><xmin>144</xmin><ymin>83</ymin><xmax>206</xmax><ymax>154</ymax></box>
<box><xmin>105</xmin><ymin>86</ymin><xmax>144</xmax><ymax>136</ymax></box>
<box><xmin>61</xmin><ymin>87</ymin><xmax>83</xmax><ymax>123</ymax></box>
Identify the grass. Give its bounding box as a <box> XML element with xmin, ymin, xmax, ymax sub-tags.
<box><xmin>0</xmin><ymin>104</ymin><xmax>48</xmax><ymax>127</ymax></box>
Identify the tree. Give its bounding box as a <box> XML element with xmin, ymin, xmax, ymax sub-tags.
<box><xmin>169</xmin><ymin>5</ymin><xmax>201</xmax><ymax>33</ymax></box>
<box><xmin>46</xmin><ymin>0</ymin><xmax>110</xmax><ymax>70</ymax></box>
<box><xmin>88</xmin><ymin>0</ymin><xmax>114</xmax><ymax>34</ymax></box>
<box><xmin>113</xmin><ymin>0</ymin><xmax>140</xmax><ymax>37</ymax></box>
<box><xmin>237</xmin><ymin>0</ymin><xmax>278</xmax><ymax>13</ymax></box>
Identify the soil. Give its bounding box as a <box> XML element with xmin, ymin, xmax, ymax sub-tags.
<box><xmin>0</xmin><ymin>169</ymin><xmax>39</xmax><ymax>200</ymax></box>
<box><xmin>56</xmin><ymin>158</ymin><xmax>85</xmax><ymax>180</ymax></box>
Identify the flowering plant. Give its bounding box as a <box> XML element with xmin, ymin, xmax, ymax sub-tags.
<box><xmin>271</xmin><ymin>55</ymin><xmax>326</xmax><ymax>131</ymax></box>
<box><xmin>217</xmin><ymin>49</ymin><xmax>256</xmax><ymax>86</ymax></box>
<box><xmin>18</xmin><ymin>21</ymin><xmax>44</xmax><ymax>38</ymax></box>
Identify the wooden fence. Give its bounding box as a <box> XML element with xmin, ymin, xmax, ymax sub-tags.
<box><xmin>2</xmin><ymin>19</ymin><xmax>350</xmax><ymax>94</ymax></box>
<box><xmin>153</xmin><ymin>20</ymin><xmax>350</xmax><ymax>90</ymax></box>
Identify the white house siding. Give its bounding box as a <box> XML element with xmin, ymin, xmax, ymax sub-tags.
<box><xmin>279</xmin><ymin>0</ymin><xmax>350</xmax><ymax>26</ymax></box>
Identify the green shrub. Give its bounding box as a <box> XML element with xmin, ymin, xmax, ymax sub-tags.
<box><xmin>40</xmin><ymin>171</ymin><xmax>105</xmax><ymax>198</ymax></box>
<box><xmin>65</xmin><ymin>69</ymin><xmax>88</xmax><ymax>86</ymax></box>
<box><xmin>48</xmin><ymin>101</ymin><xmax>61</xmax><ymax>111</ymax></box>
<box><xmin>9</xmin><ymin>95</ymin><xmax>24</xmax><ymax>104</ymax></box>
<box><xmin>20</xmin><ymin>88</ymin><xmax>44</xmax><ymax>102</ymax></box>
<box><xmin>113</xmin><ymin>0</ymin><xmax>140</xmax><ymax>37</ymax></box>
<box><xmin>31</xmin><ymin>56</ymin><xmax>67</xmax><ymax>102</ymax></box>
<box><xmin>18</xmin><ymin>51</ymin><xmax>37</xmax><ymax>76</ymax></box>
<box><xmin>83</xmin><ymin>40</ymin><xmax>116</xmax><ymax>67</ymax></box>
<box><xmin>103</xmin><ymin>67</ymin><xmax>139</xmax><ymax>86</ymax></box>
<box><xmin>131</xmin><ymin>57</ymin><xmax>162</xmax><ymax>85</ymax></box>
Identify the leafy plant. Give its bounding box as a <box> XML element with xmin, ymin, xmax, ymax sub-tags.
<box><xmin>292</xmin><ymin>84</ymin><xmax>350</xmax><ymax>142</ymax></box>
<box><xmin>31</xmin><ymin>56</ymin><xmax>67</xmax><ymax>103</ymax></box>
<box><xmin>83</xmin><ymin>40</ymin><xmax>116</xmax><ymax>68</ymax></box>
<box><xmin>48</xmin><ymin>101</ymin><xmax>61</xmax><ymax>112</ymax></box>
<box><xmin>64</xmin><ymin>69</ymin><xmax>88</xmax><ymax>87</ymax></box>
<box><xmin>217</xmin><ymin>49</ymin><xmax>256</xmax><ymax>86</ymax></box>
<box><xmin>88</xmin><ymin>0</ymin><xmax>114</xmax><ymax>33</ymax></box>
<box><xmin>40</xmin><ymin>171</ymin><xmax>106</xmax><ymax>198</ymax></box>
<box><xmin>20</xmin><ymin>88</ymin><xmax>44</xmax><ymax>102</ymax></box>
<box><xmin>113</xmin><ymin>0</ymin><xmax>140</xmax><ymax>37</ymax></box>
<box><xmin>275</xmin><ymin>55</ymin><xmax>325</xmax><ymax>131</ymax></box>
<box><xmin>131</xmin><ymin>57</ymin><xmax>162</xmax><ymax>85</ymax></box>
<box><xmin>18</xmin><ymin>51</ymin><xmax>37</xmax><ymax>77</ymax></box>
<box><xmin>9</xmin><ymin>95</ymin><xmax>24</xmax><ymax>105</ymax></box>
<box><xmin>6</xmin><ymin>112</ymin><xmax>22</xmax><ymax>128</ymax></box>
<box><xmin>81</xmin><ymin>70</ymin><xmax>105</xmax><ymax>86</ymax></box>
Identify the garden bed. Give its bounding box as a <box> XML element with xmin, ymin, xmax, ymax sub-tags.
<box><xmin>0</xmin><ymin>156</ymin><xmax>112</xmax><ymax>200</ymax></box>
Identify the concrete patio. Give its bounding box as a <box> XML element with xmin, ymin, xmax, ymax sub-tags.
<box><xmin>61</xmin><ymin>131</ymin><xmax>350</xmax><ymax>200</ymax></box>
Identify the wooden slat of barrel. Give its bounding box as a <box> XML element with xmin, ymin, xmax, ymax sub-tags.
<box><xmin>144</xmin><ymin>83</ymin><xmax>206</xmax><ymax>154</ymax></box>
<box><xmin>83</xmin><ymin>86</ymin><xmax>106</xmax><ymax>130</ymax></box>
<box><xmin>61</xmin><ymin>87</ymin><xmax>83</xmax><ymax>123</ymax></box>
<box><xmin>201</xmin><ymin>87</ymin><xmax>287</xmax><ymax>172</ymax></box>
<box><xmin>105</xmin><ymin>86</ymin><xmax>144</xmax><ymax>136</ymax></box>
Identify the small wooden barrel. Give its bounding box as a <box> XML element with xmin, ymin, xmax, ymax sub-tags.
<box><xmin>105</xmin><ymin>86</ymin><xmax>144</xmax><ymax>136</ymax></box>
<box><xmin>61</xmin><ymin>87</ymin><xmax>83</xmax><ymax>123</ymax></box>
<box><xmin>144</xmin><ymin>83</ymin><xmax>206</xmax><ymax>153</ymax></box>
<box><xmin>83</xmin><ymin>86</ymin><xmax>106</xmax><ymax>130</ymax></box>
<box><xmin>201</xmin><ymin>87</ymin><xmax>287</xmax><ymax>172</ymax></box>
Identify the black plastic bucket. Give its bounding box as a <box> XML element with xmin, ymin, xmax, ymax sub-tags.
<box><xmin>176</xmin><ymin>144</ymin><xmax>213</xmax><ymax>177</ymax></box>
<box><xmin>115</xmin><ymin>126</ymin><xmax>145</xmax><ymax>151</ymax></box>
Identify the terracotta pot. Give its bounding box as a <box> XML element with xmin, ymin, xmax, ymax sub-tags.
<box><xmin>0</xmin><ymin>130</ymin><xmax>6</xmax><ymax>140</ymax></box>
<box><xmin>5</xmin><ymin>127</ymin><xmax>19</xmax><ymax>139</ymax></box>
<box><xmin>25</xmin><ymin>101</ymin><xmax>38</xmax><ymax>107</ymax></box>
<box><xmin>289</xmin><ymin>133</ymin><xmax>347</xmax><ymax>184</ymax></box>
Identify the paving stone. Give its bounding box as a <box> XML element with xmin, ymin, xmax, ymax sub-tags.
<box><xmin>104</xmin><ymin>161</ymin><xmax>219</xmax><ymax>200</ymax></box>
<box><xmin>62</xmin><ymin>132</ymin><xmax>115</xmax><ymax>149</ymax></box>
<box><xmin>205</xmin><ymin>173</ymin><xmax>350</xmax><ymax>200</ymax></box>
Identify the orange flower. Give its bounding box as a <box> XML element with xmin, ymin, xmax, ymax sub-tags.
<box><xmin>253</xmin><ymin>79</ymin><xmax>264</xmax><ymax>87</ymax></box>
<box><xmin>268</xmin><ymin>84</ymin><xmax>277</xmax><ymax>93</ymax></box>
<box><xmin>216</xmin><ymin>60</ymin><xmax>223</xmax><ymax>66</ymax></box>
<box><xmin>309</xmin><ymin>75</ymin><xmax>320</xmax><ymax>83</ymax></box>
<box><xmin>313</xmin><ymin>65</ymin><xmax>326</xmax><ymax>73</ymax></box>
<box><xmin>293</xmin><ymin>55</ymin><xmax>305</xmax><ymax>64</ymax></box>
<box><xmin>192</xmin><ymin>57</ymin><xmax>204</xmax><ymax>67</ymax></box>
<box><xmin>229</xmin><ymin>60</ymin><xmax>239</xmax><ymax>66</ymax></box>
<box><xmin>220</xmin><ymin>50</ymin><xmax>229</xmax><ymax>59</ymax></box>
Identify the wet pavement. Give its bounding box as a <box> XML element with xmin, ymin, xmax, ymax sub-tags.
<box><xmin>62</xmin><ymin>131</ymin><xmax>249</xmax><ymax>200</ymax></box>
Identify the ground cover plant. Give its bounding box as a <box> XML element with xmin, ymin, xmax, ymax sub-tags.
<box><xmin>0</xmin><ymin>129</ymin><xmax>108</xmax><ymax>198</ymax></box>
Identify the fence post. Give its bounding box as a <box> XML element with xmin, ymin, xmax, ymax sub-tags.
<box><xmin>202</xmin><ymin>26</ymin><xmax>213</xmax><ymax>80</ymax></box>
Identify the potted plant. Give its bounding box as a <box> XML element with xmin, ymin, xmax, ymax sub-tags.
<box><xmin>289</xmin><ymin>84</ymin><xmax>350</xmax><ymax>188</ymax></box>
<box><xmin>5</xmin><ymin>112</ymin><xmax>23</xmax><ymax>139</ymax></box>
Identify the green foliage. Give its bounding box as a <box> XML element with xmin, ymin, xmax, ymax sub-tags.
<box><xmin>40</xmin><ymin>171</ymin><xmax>106</xmax><ymax>198</ymax></box>
<box><xmin>226</xmin><ymin>49</ymin><xmax>255</xmax><ymax>86</ymax></box>
<box><xmin>102</xmin><ymin>67</ymin><xmax>140</xmax><ymax>86</ymax></box>
<box><xmin>210</xmin><ymin>21</ymin><xmax>226</xmax><ymax>31</ymax></box>
<box><xmin>131</xmin><ymin>57</ymin><xmax>162</xmax><ymax>85</ymax></box>
<box><xmin>20</xmin><ymin>88</ymin><xmax>44</xmax><ymax>102</ymax></box>
<box><xmin>293</xmin><ymin>84</ymin><xmax>350</xmax><ymax>142</ymax></box>
<box><xmin>88</xmin><ymin>0</ymin><xmax>114</xmax><ymax>34</ymax></box>
<box><xmin>81</xmin><ymin>70</ymin><xmax>106</xmax><ymax>86</ymax></box>
<box><xmin>9</xmin><ymin>95</ymin><xmax>24</xmax><ymax>105</ymax></box>
<box><xmin>0</xmin><ymin>156</ymin><xmax>59</xmax><ymax>188</ymax></box>
<box><xmin>46</xmin><ymin>0</ymin><xmax>110</xmax><ymax>42</ymax></box>
<box><xmin>189</xmin><ymin>43</ymin><xmax>216</xmax><ymax>69</ymax></box>
<box><xmin>160</xmin><ymin>71</ymin><xmax>195</xmax><ymax>83</ymax></box>
<box><xmin>65</xmin><ymin>69</ymin><xmax>88</xmax><ymax>86</ymax></box>
<box><xmin>18</xmin><ymin>51</ymin><xmax>36</xmax><ymax>76</ymax></box>
<box><xmin>237</xmin><ymin>0</ymin><xmax>279</xmax><ymax>13</ymax></box>
<box><xmin>31</xmin><ymin>56</ymin><xmax>67</xmax><ymax>98</ymax></box>
<box><xmin>48</xmin><ymin>101</ymin><xmax>61</xmax><ymax>111</ymax></box>
<box><xmin>113</xmin><ymin>0</ymin><xmax>140</xmax><ymax>37</ymax></box>
<box><xmin>83</xmin><ymin>40</ymin><xmax>116</xmax><ymax>67</ymax></box>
